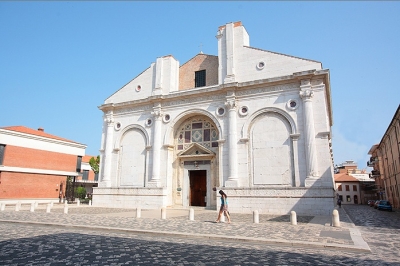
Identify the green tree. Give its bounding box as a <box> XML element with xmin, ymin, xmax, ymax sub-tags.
<box><xmin>89</xmin><ymin>155</ymin><xmax>100</xmax><ymax>174</ymax></box>
<box><xmin>75</xmin><ymin>187</ymin><xmax>87</xmax><ymax>199</ymax></box>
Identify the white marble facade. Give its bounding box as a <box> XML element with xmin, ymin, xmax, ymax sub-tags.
<box><xmin>93</xmin><ymin>21</ymin><xmax>335</xmax><ymax>215</ymax></box>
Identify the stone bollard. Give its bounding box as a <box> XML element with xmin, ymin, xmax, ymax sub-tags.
<box><xmin>161</xmin><ymin>207</ymin><xmax>166</xmax><ymax>219</ymax></box>
<box><xmin>15</xmin><ymin>202</ymin><xmax>21</xmax><ymax>212</ymax></box>
<box><xmin>89</xmin><ymin>200</ymin><xmax>92</xmax><ymax>206</ymax></box>
<box><xmin>136</xmin><ymin>207</ymin><xmax>141</xmax><ymax>218</ymax></box>
<box><xmin>332</xmin><ymin>209</ymin><xmax>340</xmax><ymax>227</ymax></box>
<box><xmin>30</xmin><ymin>202</ymin><xmax>35</xmax><ymax>212</ymax></box>
<box><xmin>64</xmin><ymin>204</ymin><xmax>68</xmax><ymax>214</ymax></box>
<box><xmin>46</xmin><ymin>204</ymin><xmax>51</xmax><ymax>213</ymax></box>
<box><xmin>189</xmin><ymin>208</ymin><xmax>194</xmax><ymax>221</ymax></box>
<box><xmin>77</xmin><ymin>199</ymin><xmax>80</xmax><ymax>206</ymax></box>
<box><xmin>0</xmin><ymin>203</ymin><xmax>5</xmax><ymax>211</ymax></box>
<box><xmin>253</xmin><ymin>210</ymin><xmax>259</xmax><ymax>224</ymax></box>
<box><xmin>290</xmin><ymin>211</ymin><xmax>297</xmax><ymax>225</ymax></box>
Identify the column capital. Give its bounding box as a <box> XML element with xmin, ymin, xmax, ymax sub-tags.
<box><xmin>300</xmin><ymin>89</ymin><xmax>314</xmax><ymax>100</ymax></box>
<box><xmin>225</xmin><ymin>99</ymin><xmax>237</xmax><ymax>110</ymax></box>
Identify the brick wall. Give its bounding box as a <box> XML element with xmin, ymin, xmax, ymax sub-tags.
<box><xmin>0</xmin><ymin>171</ymin><xmax>66</xmax><ymax>199</ymax></box>
<box><xmin>179</xmin><ymin>54</ymin><xmax>218</xmax><ymax>90</ymax></box>
<box><xmin>3</xmin><ymin>145</ymin><xmax>77</xmax><ymax>172</ymax></box>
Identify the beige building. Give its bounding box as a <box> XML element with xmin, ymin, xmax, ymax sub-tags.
<box><xmin>368</xmin><ymin>104</ymin><xmax>400</xmax><ymax>209</ymax></box>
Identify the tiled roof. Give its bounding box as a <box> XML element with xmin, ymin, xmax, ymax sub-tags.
<box><xmin>1</xmin><ymin>126</ymin><xmax>79</xmax><ymax>144</ymax></box>
<box><xmin>82</xmin><ymin>155</ymin><xmax>97</xmax><ymax>163</ymax></box>
<box><xmin>334</xmin><ymin>173</ymin><xmax>359</xmax><ymax>182</ymax></box>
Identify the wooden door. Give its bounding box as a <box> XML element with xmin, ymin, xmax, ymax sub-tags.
<box><xmin>189</xmin><ymin>170</ymin><xmax>206</xmax><ymax>206</ymax></box>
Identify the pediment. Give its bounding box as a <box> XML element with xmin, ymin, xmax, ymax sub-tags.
<box><xmin>177</xmin><ymin>143</ymin><xmax>215</xmax><ymax>158</ymax></box>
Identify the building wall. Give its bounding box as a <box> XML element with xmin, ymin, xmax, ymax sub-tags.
<box><xmin>336</xmin><ymin>182</ymin><xmax>360</xmax><ymax>204</ymax></box>
<box><xmin>179</xmin><ymin>54</ymin><xmax>218</xmax><ymax>90</ymax></box>
<box><xmin>0</xmin><ymin>127</ymin><xmax>86</xmax><ymax>201</ymax></box>
<box><xmin>369</xmin><ymin>105</ymin><xmax>400</xmax><ymax>208</ymax></box>
<box><xmin>4</xmin><ymin>145</ymin><xmax>77</xmax><ymax>172</ymax></box>
<box><xmin>0</xmin><ymin>171</ymin><xmax>65</xmax><ymax>199</ymax></box>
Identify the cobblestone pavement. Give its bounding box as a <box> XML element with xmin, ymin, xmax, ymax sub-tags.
<box><xmin>0</xmin><ymin>204</ymin><xmax>399</xmax><ymax>265</ymax></box>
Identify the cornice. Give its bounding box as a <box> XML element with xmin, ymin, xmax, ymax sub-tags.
<box><xmin>0</xmin><ymin>129</ymin><xmax>87</xmax><ymax>150</ymax></box>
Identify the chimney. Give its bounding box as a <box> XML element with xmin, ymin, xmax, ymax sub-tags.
<box><xmin>38</xmin><ymin>127</ymin><xmax>44</xmax><ymax>132</ymax></box>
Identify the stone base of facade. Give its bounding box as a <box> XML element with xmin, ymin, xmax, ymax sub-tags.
<box><xmin>92</xmin><ymin>187</ymin><xmax>168</xmax><ymax>209</ymax></box>
<box><xmin>218</xmin><ymin>187</ymin><xmax>335</xmax><ymax>216</ymax></box>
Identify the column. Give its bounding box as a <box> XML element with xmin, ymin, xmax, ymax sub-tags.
<box><xmin>225</xmin><ymin>94</ymin><xmax>239</xmax><ymax>187</ymax></box>
<box><xmin>149</xmin><ymin>104</ymin><xmax>163</xmax><ymax>187</ymax></box>
<box><xmin>290</xmin><ymin>133</ymin><xmax>301</xmax><ymax>187</ymax></box>
<box><xmin>299</xmin><ymin>79</ymin><xmax>319</xmax><ymax>187</ymax></box>
<box><xmin>100</xmin><ymin>112</ymin><xmax>114</xmax><ymax>187</ymax></box>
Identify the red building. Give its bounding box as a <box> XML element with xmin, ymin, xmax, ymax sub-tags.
<box><xmin>0</xmin><ymin>126</ymin><xmax>87</xmax><ymax>202</ymax></box>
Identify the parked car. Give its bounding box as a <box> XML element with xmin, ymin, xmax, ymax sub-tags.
<box><xmin>377</xmin><ymin>200</ymin><xmax>393</xmax><ymax>211</ymax></box>
<box><xmin>374</xmin><ymin>200</ymin><xmax>381</xmax><ymax>209</ymax></box>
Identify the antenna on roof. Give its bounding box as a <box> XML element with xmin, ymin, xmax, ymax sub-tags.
<box><xmin>199</xmin><ymin>43</ymin><xmax>203</xmax><ymax>54</ymax></box>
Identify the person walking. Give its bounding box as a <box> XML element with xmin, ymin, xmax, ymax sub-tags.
<box><xmin>215</xmin><ymin>190</ymin><xmax>231</xmax><ymax>223</ymax></box>
<box><xmin>337</xmin><ymin>198</ymin><xmax>342</xmax><ymax>208</ymax></box>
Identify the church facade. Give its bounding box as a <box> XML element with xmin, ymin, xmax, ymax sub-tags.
<box><xmin>93</xmin><ymin>21</ymin><xmax>335</xmax><ymax>215</ymax></box>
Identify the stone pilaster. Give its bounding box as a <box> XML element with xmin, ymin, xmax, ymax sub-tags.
<box><xmin>148</xmin><ymin>104</ymin><xmax>163</xmax><ymax>187</ymax></box>
<box><xmin>224</xmin><ymin>92</ymin><xmax>239</xmax><ymax>187</ymax></box>
<box><xmin>100</xmin><ymin>112</ymin><xmax>114</xmax><ymax>187</ymax></box>
<box><xmin>300</xmin><ymin>79</ymin><xmax>320</xmax><ymax>187</ymax></box>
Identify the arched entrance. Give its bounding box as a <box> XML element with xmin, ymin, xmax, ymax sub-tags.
<box><xmin>173</xmin><ymin>116</ymin><xmax>219</xmax><ymax>208</ymax></box>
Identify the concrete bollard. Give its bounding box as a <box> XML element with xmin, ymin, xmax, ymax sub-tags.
<box><xmin>161</xmin><ymin>207</ymin><xmax>166</xmax><ymax>219</ymax></box>
<box><xmin>15</xmin><ymin>202</ymin><xmax>21</xmax><ymax>212</ymax></box>
<box><xmin>290</xmin><ymin>211</ymin><xmax>297</xmax><ymax>225</ymax></box>
<box><xmin>89</xmin><ymin>200</ymin><xmax>92</xmax><ymax>206</ymax></box>
<box><xmin>64</xmin><ymin>204</ymin><xmax>68</xmax><ymax>214</ymax></box>
<box><xmin>46</xmin><ymin>204</ymin><xmax>51</xmax><ymax>213</ymax></box>
<box><xmin>136</xmin><ymin>207</ymin><xmax>141</xmax><ymax>218</ymax></box>
<box><xmin>189</xmin><ymin>208</ymin><xmax>194</xmax><ymax>221</ymax></box>
<box><xmin>0</xmin><ymin>203</ymin><xmax>5</xmax><ymax>211</ymax></box>
<box><xmin>30</xmin><ymin>202</ymin><xmax>35</xmax><ymax>212</ymax></box>
<box><xmin>77</xmin><ymin>199</ymin><xmax>80</xmax><ymax>206</ymax></box>
<box><xmin>253</xmin><ymin>210</ymin><xmax>259</xmax><ymax>224</ymax></box>
<box><xmin>332</xmin><ymin>209</ymin><xmax>340</xmax><ymax>227</ymax></box>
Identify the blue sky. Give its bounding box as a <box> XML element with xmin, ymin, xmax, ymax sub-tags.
<box><xmin>1</xmin><ymin>1</ymin><xmax>399</xmax><ymax>170</ymax></box>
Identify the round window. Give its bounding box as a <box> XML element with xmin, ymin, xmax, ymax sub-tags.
<box><xmin>216</xmin><ymin>107</ymin><xmax>226</xmax><ymax>117</ymax></box>
<box><xmin>286</xmin><ymin>99</ymin><xmax>299</xmax><ymax>111</ymax></box>
<box><xmin>163</xmin><ymin>114</ymin><xmax>171</xmax><ymax>123</ymax></box>
<box><xmin>239</xmin><ymin>106</ymin><xmax>249</xmax><ymax>116</ymax></box>
<box><xmin>257</xmin><ymin>61</ymin><xmax>265</xmax><ymax>70</ymax></box>
<box><xmin>136</xmin><ymin>85</ymin><xmax>141</xmax><ymax>92</ymax></box>
<box><xmin>146</xmin><ymin>118</ymin><xmax>153</xmax><ymax>127</ymax></box>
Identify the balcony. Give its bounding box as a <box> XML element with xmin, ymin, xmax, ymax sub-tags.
<box><xmin>369</xmin><ymin>170</ymin><xmax>381</xmax><ymax>179</ymax></box>
<box><xmin>367</xmin><ymin>157</ymin><xmax>378</xmax><ymax>167</ymax></box>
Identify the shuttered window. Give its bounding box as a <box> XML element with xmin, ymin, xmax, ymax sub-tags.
<box><xmin>82</xmin><ymin>170</ymin><xmax>89</xmax><ymax>180</ymax></box>
<box><xmin>0</xmin><ymin>144</ymin><xmax>5</xmax><ymax>165</ymax></box>
<box><xmin>195</xmin><ymin>70</ymin><xmax>206</xmax><ymax>87</ymax></box>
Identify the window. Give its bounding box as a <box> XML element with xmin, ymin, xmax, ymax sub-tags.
<box><xmin>195</xmin><ymin>70</ymin><xmax>206</xmax><ymax>87</ymax></box>
<box><xmin>82</xmin><ymin>170</ymin><xmax>89</xmax><ymax>181</ymax></box>
<box><xmin>353</xmin><ymin>185</ymin><xmax>357</xmax><ymax>191</ymax></box>
<box><xmin>345</xmin><ymin>185</ymin><xmax>350</xmax><ymax>191</ymax></box>
<box><xmin>0</xmin><ymin>144</ymin><xmax>5</xmax><ymax>165</ymax></box>
<box><xmin>346</xmin><ymin>195</ymin><xmax>351</xmax><ymax>202</ymax></box>
<box><xmin>337</xmin><ymin>184</ymin><xmax>342</xmax><ymax>191</ymax></box>
<box><xmin>76</xmin><ymin>156</ymin><xmax>82</xmax><ymax>172</ymax></box>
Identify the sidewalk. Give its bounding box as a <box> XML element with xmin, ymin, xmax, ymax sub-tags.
<box><xmin>0</xmin><ymin>204</ymin><xmax>370</xmax><ymax>253</ymax></box>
